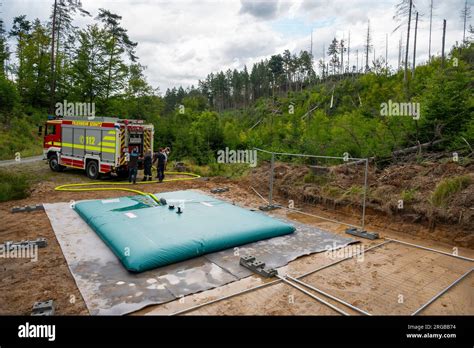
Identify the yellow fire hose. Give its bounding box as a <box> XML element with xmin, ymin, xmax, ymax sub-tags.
<box><xmin>54</xmin><ymin>171</ymin><xmax>201</xmax><ymax>205</ymax></box>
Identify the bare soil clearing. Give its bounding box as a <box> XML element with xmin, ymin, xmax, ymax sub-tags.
<box><xmin>245</xmin><ymin>160</ymin><xmax>474</xmax><ymax>247</ymax></box>
<box><xmin>0</xmin><ymin>160</ymin><xmax>472</xmax><ymax>315</ymax></box>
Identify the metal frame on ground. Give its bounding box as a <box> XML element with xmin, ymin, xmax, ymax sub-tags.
<box><xmin>171</xmin><ymin>241</ymin><xmax>388</xmax><ymax>316</ymax></box>
<box><xmin>411</xmin><ymin>268</ymin><xmax>473</xmax><ymax>315</ymax></box>
<box><xmin>170</xmin><ymin>239</ymin><xmax>473</xmax><ymax>316</ymax></box>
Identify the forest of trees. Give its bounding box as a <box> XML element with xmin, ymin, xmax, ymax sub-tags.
<box><xmin>0</xmin><ymin>1</ymin><xmax>157</xmax><ymax>119</ymax></box>
<box><xmin>0</xmin><ymin>0</ymin><xmax>472</xmax><ymax>165</ymax></box>
<box><xmin>147</xmin><ymin>41</ymin><xmax>474</xmax><ymax>165</ymax></box>
<box><xmin>162</xmin><ymin>49</ymin><xmax>315</xmax><ymax>113</ymax></box>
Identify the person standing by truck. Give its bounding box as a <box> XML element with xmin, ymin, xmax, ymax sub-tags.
<box><xmin>155</xmin><ymin>148</ymin><xmax>166</xmax><ymax>182</ymax></box>
<box><xmin>128</xmin><ymin>148</ymin><xmax>139</xmax><ymax>184</ymax></box>
<box><xmin>164</xmin><ymin>147</ymin><xmax>170</xmax><ymax>170</ymax></box>
<box><xmin>142</xmin><ymin>149</ymin><xmax>153</xmax><ymax>181</ymax></box>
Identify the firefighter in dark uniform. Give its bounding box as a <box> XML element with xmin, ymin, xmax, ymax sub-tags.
<box><xmin>128</xmin><ymin>148</ymin><xmax>139</xmax><ymax>184</ymax></box>
<box><xmin>155</xmin><ymin>148</ymin><xmax>166</xmax><ymax>182</ymax></box>
<box><xmin>142</xmin><ymin>149</ymin><xmax>153</xmax><ymax>181</ymax></box>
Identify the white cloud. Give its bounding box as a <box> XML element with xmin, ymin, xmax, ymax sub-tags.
<box><xmin>240</xmin><ymin>0</ymin><xmax>281</xmax><ymax>19</ymax></box>
<box><xmin>2</xmin><ymin>0</ymin><xmax>470</xmax><ymax>91</ymax></box>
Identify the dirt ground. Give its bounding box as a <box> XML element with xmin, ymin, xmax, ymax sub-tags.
<box><xmin>246</xmin><ymin>159</ymin><xmax>474</xmax><ymax>246</ymax></box>
<box><xmin>0</xmin><ymin>160</ymin><xmax>472</xmax><ymax>315</ymax></box>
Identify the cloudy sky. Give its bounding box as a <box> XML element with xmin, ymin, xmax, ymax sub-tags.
<box><xmin>2</xmin><ymin>0</ymin><xmax>471</xmax><ymax>92</ymax></box>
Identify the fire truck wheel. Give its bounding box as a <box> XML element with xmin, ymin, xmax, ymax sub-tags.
<box><xmin>86</xmin><ymin>160</ymin><xmax>100</xmax><ymax>180</ymax></box>
<box><xmin>49</xmin><ymin>154</ymin><xmax>64</xmax><ymax>172</ymax></box>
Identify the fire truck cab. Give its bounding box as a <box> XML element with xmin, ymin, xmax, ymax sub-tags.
<box><xmin>43</xmin><ymin>116</ymin><xmax>154</xmax><ymax>179</ymax></box>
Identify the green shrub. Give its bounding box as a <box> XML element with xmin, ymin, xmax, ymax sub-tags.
<box><xmin>0</xmin><ymin>116</ymin><xmax>43</xmax><ymax>160</ymax></box>
<box><xmin>430</xmin><ymin>175</ymin><xmax>472</xmax><ymax>208</ymax></box>
<box><xmin>0</xmin><ymin>170</ymin><xmax>31</xmax><ymax>202</ymax></box>
<box><xmin>207</xmin><ymin>162</ymin><xmax>250</xmax><ymax>178</ymax></box>
<box><xmin>322</xmin><ymin>185</ymin><xmax>343</xmax><ymax>198</ymax></box>
<box><xmin>341</xmin><ymin>185</ymin><xmax>364</xmax><ymax>201</ymax></box>
<box><xmin>303</xmin><ymin>173</ymin><xmax>330</xmax><ymax>184</ymax></box>
<box><xmin>178</xmin><ymin>159</ymin><xmax>250</xmax><ymax>178</ymax></box>
<box><xmin>0</xmin><ymin>77</ymin><xmax>20</xmax><ymax>114</ymax></box>
<box><xmin>401</xmin><ymin>188</ymin><xmax>417</xmax><ymax>203</ymax></box>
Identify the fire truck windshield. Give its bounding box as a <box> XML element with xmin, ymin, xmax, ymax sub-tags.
<box><xmin>46</xmin><ymin>125</ymin><xmax>56</xmax><ymax>135</ymax></box>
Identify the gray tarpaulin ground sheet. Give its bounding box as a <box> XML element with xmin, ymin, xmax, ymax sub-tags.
<box><xmin>44</xmin><ymin>194</ymin><xmax>356</xmax><ymax>315</ymax></box>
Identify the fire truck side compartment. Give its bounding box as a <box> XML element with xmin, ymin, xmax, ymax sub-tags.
<box><xmin>61</xmin><ymin>125</ymin><xmax>116</xmax><ymax>163</ymax></box>
<box><xmin>44</xmin><ymin>117</ymin><xmax>154</xmax><ymax>175</ymax></box>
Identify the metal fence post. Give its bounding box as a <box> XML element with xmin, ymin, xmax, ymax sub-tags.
<box><xmin>268</xmin><ymin>152</ymin><xmax>275</xmax><ymax>206</ymax></box>
<box><xmin>254</xmin><ymin>148</ymin><xmax>370</xmax><ymax>228</ymax></box>
<box><xmin>361</xmin><ymin>158</ymin><xmax>368</xmax><ymax>230</ymax></box>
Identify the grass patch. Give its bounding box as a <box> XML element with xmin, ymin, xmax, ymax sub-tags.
<box><xmin>321</xmin><ymin>184</ymin><xmax>366</xmax><ymax>203</ymax></box>
<box><xmin>0</xmin><ymin>169</ymin><xmax>31</xmax><ymax>202</ymax></box>
<box><xmin>0</xmin><ymin>117</ymin><xmax>43</xmax><ymax>160</ymax></box>
<box><xmin>400</xmin><ymin>188</ymin><xmax>417</xmax><ymax>203</ymax></box>
<box><xmin>303</xmin><ymin>173</ymin><xmax>331</xmax><ymax>185</ymax></box>
<box><xmin>321</xmin><ymin>185</ymin><xmax>343</xmax><ymax>198</ymax></box>
<box><xmin>430</xmin><ymin>175</ymin><xmax>472</xmax><ymax>208</ymax></box>
<box><xmin>341</xmin><ymin>185</ymin><xmax>364</xmax><ymax>202</ymax></box>
<box><xmin>180</xmin><ymin>160</ymin><xmax>251</xmax><ymax>178</ymax></box>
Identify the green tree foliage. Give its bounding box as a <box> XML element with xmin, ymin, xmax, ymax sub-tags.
<box><xmin>9</xmin><ymin>18</ymin><xmax>50</xmax><ymax>108</ymax></box>
<box><xmin>25</xmin><ymin>20</ymin><xmax>51</xmax><ymax>107</ymax></box>
<box><xmin>96</xmin><ymin>9</ymin><xmax>137</xmax><ymax>102</ymax></box>
<box><xmin>419</xmin><ymin>55</ymin><xmax>473</xmax><ymax>144</ymax></box>
<box><xmin>2</xmin><ymin>3</ymin><xmax>473</xmax><ymax>167</ymax></box>
<box><xmin>197</xmin><ymin>49</ymin><xmax>316</xmax><ymax>110</ymax></box>
<box><xmin>9</xmin><ymin>16</ymin><xmax>32</xmax><ymax>99</ymax></box>
<box><xmin>328</xmin><ymin>37</ymin><xmax>340</xmax><ymax>75</ymax></box>
<box><xmin>49</xmin><ymin>0</ymin><xmax>91</xmax><ymax>104</ymax></box>
<box><xmin>70</xmin><ymin>24</ymin><xmax>108</xmax><ymax>103</ymax></box>
<box><xmin>0</xmin><ymin>19</ymin><xmax>10</xmax><ymax>77</ymax></box>
<box><xmin>0</xmin><ymin>76</ymin><xmax>20</xmax><ymax>118</ymax></box>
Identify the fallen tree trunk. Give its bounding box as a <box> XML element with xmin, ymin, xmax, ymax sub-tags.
<box><xmin>391</xmin><ymin>139</ymin><xmax>444</xmax><ymax>157</ymax></box>
<box><xmin>342</xmin><ymin>139</ymin><xmax>445</xmax><ymax>166</ymax></box>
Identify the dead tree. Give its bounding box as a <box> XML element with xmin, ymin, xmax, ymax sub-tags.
<box><xmin>412</xmin><ymin>11</ymin><xmax>418</xmax><ymax>78</ymax></box>
<box><xmin>364</xmin><ymin>20</ymin><xmax>372</xmax><ymax>72</ymax></box>
<box><xmin>347</xmin><ymin>31</ymin><xmax>351</xmax><ymax>72</ymax></box>
<box><xmin>429</xmin><ymin>0</ymin><xmax>434</xmax><ymax>60</ymax></box>
<box><xmin>398</xmin><ymin>33</ymin><xmax>403</xmax><ymax>70</ymax></box>
<box><xmin>441</xmin><ymin>19</ymin><xmax>446</xmax><ymax>67</ymax></box>
<box><xmin>394</xmin><ymin>0</ymin><xmax>415</xmax><ymax>82</ymax></box>
<box><xmin>404</xmin><ymin>0</ymin><xmax>413</xmax><ymax>82</ymax></box>
<box><xmin>461</xmin><ymin>0</ymin><xmax>472</xmax><ymax>43</ymax></box>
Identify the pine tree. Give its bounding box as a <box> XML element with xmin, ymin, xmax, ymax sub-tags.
<box><xmin>96</xmin><ymin>9</ymin><xmax>137</xmax><ymax>101</ymax></box>
<box><xmin>0</xmin><ymin>19</ymin><xmax>9</xmax><ymax>78</ymax></box>
<box><xmin>327</xmin><ymin>37</ymin><xmax>339</xmax><ymax>75</ymax></box>
<box><xmin>393</xmin><ymin>0</ymin><xmax>417</xmax><ymax>82</ymax></box>
<box><xmin>9</xmin><ymin>16</ymin><xmax>32</xmax><ymax>98</ymax></box>
<box><xmin>364</xmin><ymin>20</ymin><xmax>373</xmax><ymax>72</ymax></box>
<box><xmin>461</xmin><ymin>0</ymin><xmax>472</xmax><ymax>43</ymax></box>
<box><xmin>71</xmin><ymin>24</ymin><xmax>108</xmax><ymax>103</ymax></box>
<box><xmin>428</xmin><ymin>0</ymin><xmax>434</xmax><ymax>60</ymax></box>
<box><xmin>269</xmin><ymin>54</ymin><xmax>284</xmax><ymax>97</ymax></box>
<box><xmin>49</xmin><ymin>0</ymin><xmax>90</xmax><ymax>112</ymax></box>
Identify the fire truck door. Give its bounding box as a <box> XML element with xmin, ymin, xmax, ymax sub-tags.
<box><xmin>84</xmin><ymin>128</ymin><xmax>102</xmax><ymax>157</ymax></box>
<box><xmin>100</xmin><ymin>129</ymin><xmax>116</xmax><ymax>163</ymax></box>
<box><xmin>61</xmin><ymin>126</ymin><xmax>74</xmax><ymax>156</ymax></box>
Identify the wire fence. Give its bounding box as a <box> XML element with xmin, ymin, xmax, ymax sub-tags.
<box><xmin>254</xmin><ymin>148</ymin><xmax>369</xmax><ymax>230</ymax></box>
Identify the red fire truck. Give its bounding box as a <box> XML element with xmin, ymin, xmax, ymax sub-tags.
<box><xmin>42</xmin><ymin>116</ymin><xmax>154</xmax><ymax>179</ymax></box>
